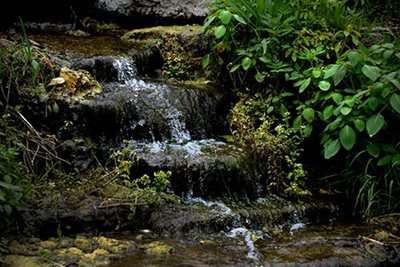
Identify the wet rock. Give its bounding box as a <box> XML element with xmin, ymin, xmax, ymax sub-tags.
<box><xmin>130</xmin><ymin>140</ymin><xmax>254</xmax><ymax>199</ymax></box>
<box><xmin>93</xmin><ymin>0</ymin><xmax>210</xmax><ymax>21</ymax></box>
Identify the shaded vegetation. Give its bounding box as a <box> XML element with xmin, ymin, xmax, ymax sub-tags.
<box><xmin>203</xmin><ymin>0</ymin><xmax>400</xmax><ymax>217</ymax></box>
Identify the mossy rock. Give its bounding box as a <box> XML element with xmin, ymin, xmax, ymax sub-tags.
<box><xmin>3</xmin><ymin>255</ymin><xmax>51</xmax><ymax>267</ymax></box>
<box><xmin>141</xmin><ymin>241</ymin><xmax>173</xmax><ymax>255</ymax></box>
<box><xmin>122</xmin><ymin>25</ymin><xmax>207</xmax><ymax>81</ymax></box>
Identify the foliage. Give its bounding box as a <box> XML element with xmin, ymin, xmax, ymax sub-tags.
<box><xmin>203</xmin><ymin>0</ymin><xmax>364</xmax><ymax>90</ymax></box>
<box><xmin>204</xmin><ymin>0</ymin><xmax>400</xmax><ymax>216</ymax></box>
<box><xmin>0</xmin><ymin>111</ymin><xmax>30</xmax><ymax>226</ymax></box>
<box><xmin>111</xmin><ymin>141</ymin><xmax>172</xmax><ymax>193</ymax></box>
<box><xmin>229</xmin><ymin>93</ymin><xmax>310</xmax><ymax>197</ymax></box>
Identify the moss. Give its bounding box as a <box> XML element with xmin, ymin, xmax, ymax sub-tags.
<box><xmin>122</xmin><ymin>25</ymin><xmax>207</xmax><ymax>81</ymax></box>
<box><xmin>95</xmin><ymin>236</ymin><xmax>136</xmax><ymax>253</ymax></box>
<box><xmin>141</xmin><ymin>241</ymin><xmax>173</xmax><ymax>255</ymax></box>
<box><xmin>74</xmin><ymin>235</ymin><xmax>93</xmax><ymax>252</ymax></box>
<box><xmin>38</xmin><ymin>240</ymin><xmax>57</xmax><ymax>250</ymax></box>
<box><xmin>4</xmin><ymin>255</ymin><xmax>50</xmax><ymax>267</ymax></box>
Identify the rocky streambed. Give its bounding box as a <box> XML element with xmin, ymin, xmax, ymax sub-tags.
<box><xmin>1</xmin><ymin>22</ymin><xmax>400</xmax><ymax>267</ymax></box>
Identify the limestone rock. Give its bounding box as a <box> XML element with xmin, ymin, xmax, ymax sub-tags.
<box><xmin>93</xmin><ymin>0</ymin><xmax>210</xmax><ymax>20</ymax></box>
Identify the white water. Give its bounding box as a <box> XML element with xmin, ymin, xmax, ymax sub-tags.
<box><xmin>112</xmin><ymin>57</ymin><xmax>191</xmax><ymax>143</ymax></box>
<box><xmin>184</xmin><ymin>197</ymin><xmax>262</xmax><ymax>262</ymax></box>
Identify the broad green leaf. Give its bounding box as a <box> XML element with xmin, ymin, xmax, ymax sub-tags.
<box><xmin>348</xmin><ymin>51</ymin><xmax>361</xmax><ymax>66</ymax></box>
<box><xmin>293</xmin><ymin>115</ymin><xmax>303</xmax><ymax>129</ymax></box>
<box><xmin>390</xmin><ymin>93</ymin><xmax>400</xmax><ymax>114</ymax></box>
<box><xmin>299</xmin><ymin>78</ymin><xmax>311</xmax><ymax>93</ymax></box>
<box><xmin>377</xmin><ymin>155</ymin><xmax>392</xmax><ymax>166</ymax></box>
<box><xmin>0</xmin><ymin>181</ymin><xmax>13</xmax><ymax>189</ymax></box>
<box><xmin>333</xmin><ymin>65</ymin><xmax>346</xmax><ymax>85</ymax></box>
<box><xmin>0</xmin><ymin>190</ymin><xmax>5</xmax><ymax>201</ymax></box>
<box><xmin>391</xmin><ymin>154</ymin><xmax>400</xmax><ymax>165</ymax></box>
<box><xmin>354</xmin><ymin>119</ymin><xmax>365</xmax><ymax>132</ymax></box>
<box><xmin>324</xmin><ymin>139</ymin><xmax>340</xmax><ymax>159</ymax></box>
<box><xmin>214</xmin><ymin>25</ymin><xmax>226</xmax><ymax>39</ymax></box>
<box><xmin>302</xmin><ymin>107</ymin><xmax>315</xmax><ymax>122</ymax></box>
<box><xmin>324</xmin><ymin>64</ymin><xmax>339</xmax><ymax>79</ymax></box>
<box><xmin>367</xmin><ymin>143</ymin><xmax>380</xmax><ymax>158</ymax></box>
<box><xmin>318</xmin><ymin>80</ymin><xmax>331</xmax><ymax>91</ymax></box>
<box><xmin>267</xmin><ymin>106</ymin><xmax>274</xmax><ymax>113</ymax></box>
<box><xmin>362</xmin><ymin>65</ymin><xmax>381</xmax><ymax>81</ymax></box>
<box><xmin>242</xmin><ymin>57</ymin><xmax>252</xmax><ymax>70</ymax></box>
<box><xmin>322</xmin><ymin>105</ymin><xmax>334</xmax><ymax>120</ymax></box>
<box><xmin>339</xmin><ymin>125</ymin><xmax>356</xmax><ymax>150</ymax></box>
<box><xmin>366</xmin><ymin>114</ymin><xmax>385</xmax><ymax>137</ymax></box>
<box><xmin>304</xmin><ymin>124</ymin><xmax>313</xmax><ymax>137</ymax></box>
<box><xmin>340</xmin><ymin>106</ymin><xmax>352</xmax><ymax>115</ymax></box>
<box><xmin>259</xmin><ymin>55</ymin><xmax>271</xmax><ymax>63</ymax></box>
<box><xmin>368</xmin><ymin>96</ymin><xmax>379</xmax><ymax>111</ymax></box>
<box><xmin>202</xmin><ymin>54</ymin><xmax>210</xmax><ymax>68</ymax></box>
<box><xmin>332</xmin><ymin>93</ymin><xmax>343</xmax><ymax>104</ymax></box>
<box><xmin>233</xmin><ymin>14</ymin><xmax>247</xmax><ymax>24</ymax></box>
<box><xmin>219</xmin><ymin>10</ymin><xmax>232</xmax><ymax>24</ymax></box>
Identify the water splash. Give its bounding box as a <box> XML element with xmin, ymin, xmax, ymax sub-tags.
<box><xmin>112</xmin><ymin>56</ymin><xmax>191</xmax><ymax>143</ymax></box>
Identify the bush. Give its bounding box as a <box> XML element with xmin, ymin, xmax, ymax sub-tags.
<box><xmin>203</xmin><ymin>0</ymin><xmax>400</xmax><ymax>216</ymax></box>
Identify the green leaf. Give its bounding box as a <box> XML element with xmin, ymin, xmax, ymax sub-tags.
<box><xmin>377</xmin><ymin>155</ymin><xmax>392</xmax><ymax>166</ymax></box>
<box><xmin>304</xmin><ymin>124</ymin><xmax>313</xmax><ymax>137</ymax></box>
<box><xmin>219</xmin><ymin>10</ymin><xmax>232</xmax><ymax>24</ymax></box>
<box><xmin>203</xmin><ymin>15</ymin><xmax>216</xmax><ymax>30</ymax></box>
<box><xmin>348</xmin><ymin>51</ymin><xmax>361</xmax><ymax>67</ymax></box>
<box><xmin>312</xmin><ymin>69</ymin><xmax>321</xmax><ymax>78</ymax></box>
<box><xmin>242</xmin><ymin>57</ymin><xmax>252</xmax><ymax>70</ymax></box>
<box><xmin>368</xmin><ymin>96</ymin><xmax>379</xmax><ymax>111</ymax></box>
<box><xmin>354</xmin><ymin>119</ymin><xmax>365</xmax><ymax>132</ymax></box>
<box><xmin>4</xmin><ymin>204</ymin><xmax>12</xmax><ymax>216</ymax></box>
<box><xmin>333</xmin><ymin>65</ymin><xmax>346</xmax><ymax>85</ymax></box>
<box><xmin>340</xmin><ymin>106</ymin><xmax>352</xmax><ymax>115</ymax></box>
<box><xmin>0</xmin><ymin>190</ymin><xmax>5</xmax><ymax>201</ymax></box>
<box><xmin>299</xmin><ymin>78</ymin><xmax>311</xmax><ymax>93</ymax></box>
<box><xmin>322</xmin><ymin>105</ymin><xmax>334</xmax><ymax>120</ymax></box>
<box><xmin>366</xmin><ymin>114</ymin><xmax>385</xmax><ymax>137</ymax></box>
<box><xmin>0</xmin><ymin>181</ymin><xmax>13</xmax><ymax>189</ymax></box>
<box><xmin>324</xmin><ymin>139</ymin><xmax>340</xmax><ymax>159</ymax></box>
<box><xmin>324</xmin><ymin>64</ymin><xmax>339</xmax><ymax>79</ymax></box>
<box><xmin>202</xmin><ymin>54</ymin><xmax>210</xmax><ymax>68</ymax></box>
<box><xmin>318</xmin><ymin>80</ymin><xmax>331</xmax><ymax>91</ymax></box>
<box><xmin>362</xmin><ymin>65</ymin><xmax>381</xmax><ymax>81</ymax></box>
<box><xmin>255</xmin><ymin>72</ymin><xmax>266</xmax><ymax>83</ymax></box>
<box><xmin>302</xmin><ymin>107</ymin><xmax>315</xmax><ymax>122</ymax></box>
<box><xmin>339</xmin><ymin>125</ymin><xmax>356</xmax><ymax>150</ymax></box>
<box><xmin>332</xmin><ymin>93</ymin><xmax>343</xmax><ymax>104</ymax></box>
<box><xmin>233</xmin><ymin>14</ymin><xmax>247</xmax><ymax>24</ymax></box>
<box><xmin>214</xmin><ymin>25</ymin><xmax>226</xmax><ymax>39</ymax></box>
<box><xmin>367</xmin><ymin>143</ymin><xmax>380</xmax><ymax>158</ymax></box>
<box><xmin>391</xmin><ymin>154</ymin><xmax>400</xmax><ymax>165</ymax></box>
<box><xmin>229</xmin><ymin>64</ymin><xmax>240</xmax><ymax>73</ymax></box>
<box><xmin>390</xmin><ymin>94</ymin><xmax>400</xmax><ymax>114</ymax></box>
<box><xmin>293</xmin><ymin>115</ymin><xmax>303</xmax><ymax>129</ymax></box>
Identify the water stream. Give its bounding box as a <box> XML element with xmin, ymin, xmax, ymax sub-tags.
<box><xmin>12</xmin><ymin>30</ymin><xmax>398</xmax><ymax>266</ymax></box>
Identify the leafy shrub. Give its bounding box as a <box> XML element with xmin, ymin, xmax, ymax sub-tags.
<box><xmin>0</xmin><ymin>112</ymin><xmax>30</xmax><ymax>226</ymax></box>
<box><xmin>230</xmin><ymin>93</ymin><xmax>310</xmax><ymax>197</ymax></box>
<box><xmin>203</xmin><ymin>0</ymin><xmax>400</xmax><ymax>216</ymax></box>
